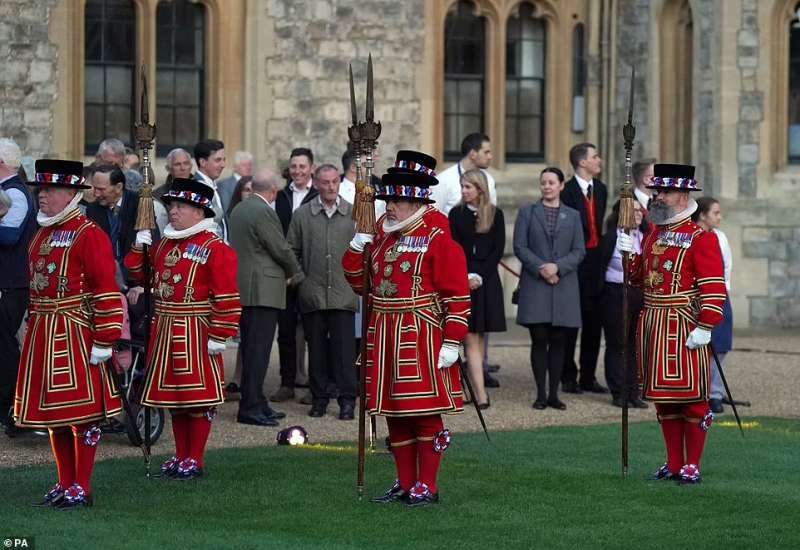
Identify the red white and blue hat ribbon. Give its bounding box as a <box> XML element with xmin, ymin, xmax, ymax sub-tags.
<box><xmin>374</xmin><ymin>184</ymin><xmax>432</xmax><ymax>200</ymax></box>
<box><xmin>164</xmin><ymin>189</ymin><xmax>213</xmax><ymax>208</ymax></box>
<box><xmin>394</xmin><ymin>159</ymin><xmax>437</xmax><ymax>177</ymax></box>
<box><xmin>35</xmin><ymin>172</ymin><xmax>85</xmax><ymax>187</ymax></box>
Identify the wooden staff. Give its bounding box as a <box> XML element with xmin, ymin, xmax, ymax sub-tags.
<box><xmin>618</xmin><ymin>67</ymin><xmax>637</xmax><ymax>479</ymax></box>
<box><xmin>134</xmin><ymin>66</ymin><xmax>157</xmax><ymax>477</ymax></box>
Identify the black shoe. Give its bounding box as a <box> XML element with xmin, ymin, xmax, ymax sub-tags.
<box><xmin>339</xmin><ymin>403</ymin><xmax>355</xmax><ymax>420</ymax></box>
<box><xmin>32</xmin><ymin>484</ymin><xmax>65</xmax><ymax>507</ymax></box>
<box><xmin>629</xmin><ymin>396</ymin><xmax>649</xmax><ymax>409</ymax></box>
<box><xmin>483</xmin><ymin>374</ymin><xmax>500</xmax><ymax>388</ymax></box>
<box><xmin>477</xmin><ymin>397</ymin><xmax>491</xmax><ymax>411</ymax></box>
<box><xmin>562</xmin><ymin>381</ymin><xmax>583</xmax><ymax>394</ymax></box>
<box><xmin>262</xmin><ymin>406</ymin><xmax>286</xmax><ymax>420</ymax></box>
<box><xmin>547</xmin><ymin>399</ymin><xmax>567</xmax><ymax>410</ymax></box>
<box><xmin>709</xmin><ymin>399</ymin><xmax>724</xmax><ymax>414</ymax></box>
<box><xmin>236</xmin><ymin>412</ymin><xmax>279</xmax><ymax>427</ymax></box>
<box><xmin>225</xmin><ymin>382</ymin><xmax>240</xmax><ymax>393</ymax></box>
<box><xmin>370</xmin><ymin>480</ymin><xmax>407</xmax><ymax>504</ymax></box>
<box><xmin>308</xmin><ymin>405</ymin><xmax>327</xmax><ymax>418</ymax></box>
<box><xmin>487</xmin><ymin>363</ymin><xmax>501</xmax><ymax>373</ymax></box>
<box><xmin>580</xmin><ymin>380</ymin><xmax>609</xmax><ymax>394</ymax></box>
<box><xmin>405</xmin><ymin>483</ymin><xmax>439</xmax><ymax>507</ymax></box>
<box><xmin>612</xmin><ymin>395</ymin><xmax>624</xmax><ymax>407</ymax></box>
<box><xmin>532</xmin><ymin>400</ymin><xmax>547</xmax><ymax>410</ymax></box>
<box><xmin>57</xmin><ymin>484</ymin><xmax>93</xmax><ymax>510</ymax></box>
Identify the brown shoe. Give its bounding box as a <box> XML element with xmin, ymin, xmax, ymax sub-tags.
<box><xmin>269</xmin><ymin>386</ymin><xmax>295</xmax><ymax>402</ymax></box>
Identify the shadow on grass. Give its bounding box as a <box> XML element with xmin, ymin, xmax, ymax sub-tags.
<box><xmin>1</xmin><ymin>418</ymin><xmax>798</xmax><ymax>550</ymax></box>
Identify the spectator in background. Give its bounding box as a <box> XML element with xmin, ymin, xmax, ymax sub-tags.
<box><xmin>632</xmin><ymin>158</ymin><xmax>656</xmax><ymax>212</ymax></box>
<box><xmin>194</xmin><ymin>139</ymin><xmax>228</xmax><ymax>241</ymax></box>
<box><xmin>0</xmin><ymin>138</ymin><xmax>37</xmax><ymax>432</ymax></box>
<box><xmin>599</xmin><ymin>199</ymin><xmax>649</xmax><ymax>409</ymax></box>
<box><xmin>692</xmin><ymin>197</ymin><xmax>733</xmax><ymax>414</ymax></box>
<box><xmin>124</xmin><ymin>147</ymin><xmax>140</xmax><ymax>172</ymax></box>
<box><xmin>560</xmin><ymin>143</ymin><xmax>608</xmax><ymax>395</ymax></box>
<box><xmin>229</xmin><ymin>168</ymin><xmax>302</xmax><ymax>427</ymax></box>
<box><xmin>272</xmin><ymin>148</ymin><xmax>319</xmax><ymax>402</ymax></box>
<box><xmin>288</xmin><ymin>164</ymin><xmax>357</xmax><ymax>420</ymax></box>
<box><xmin>95</xmin><ymin>138</ymin><xmax>142</xmax><ymax>191</ymax></box>
<box><xmin>339</xmin><ymin>148</ymin><xmax>386</xmax><ymax>219</ymax></box>
<box><xmin>218</xmin><ymin>150</ymin><xmax>254</xmax><ymax>213</ymax></box>
<box><xmin>514</xmin><ymin>167</ymin><xmax>585</xmax><ymax>411</ymax></box>
<box><xmin>431</xmin><ymin>132</ymin><xmax>497</xmax><ymax>215</ymax></box>
<box><xmin>154</xmin><ymin>148</ymin><xmax>194</xmax><ymax>200</ymax></box>
<box><xmin>448</xmin><ymin>169</ymin><xmax>506</xmax><ymax>409</ymax></box>
<box><xmin>225</xmin><ymin>175</ymin><xmax>254</xmax><ymax>218</ymax></box>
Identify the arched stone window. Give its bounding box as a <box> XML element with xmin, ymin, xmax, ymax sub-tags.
<box><xmin>156</xmin><ymin>0</ymin><xmax>206</xmax><ymax>155</ymax></box>
<box><xmin>444</xmin><ymin>0</ymin><xmax>487</xmax><ymax>160</ymax></box>
<box><xmin>659</xmin><ymin>0</ymin><xmax>693</xmax><ymax>164</ymax></box>
<box><xmin>788</xmin><ymin>4</ymin><xmax>800</xmax><ymax>161</ymax></box>
<box><xmin>572</xmin><ymin>23</ymin><xmax>586</xmax><ymax>133</ymax></box>
<box><xmin>84</xmin><ymin>0</ymin><xmax>137</xmax><ymax>154</ymax></box>
<box><xmin>505</xmin><ymin>2</ymin><xmax>546</xmax><ymax>161</ymax></box>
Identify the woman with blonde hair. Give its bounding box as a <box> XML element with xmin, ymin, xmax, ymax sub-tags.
<box><xmin>448</xmin><ymin>169</ymin><xmax>507</xmax><ymax>409</ymax></box>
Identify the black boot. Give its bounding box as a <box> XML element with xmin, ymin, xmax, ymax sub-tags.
<box><xmin>370</xmin><ymin>480</ymin><xmax>407</xmax><ymax>504</ymax></box>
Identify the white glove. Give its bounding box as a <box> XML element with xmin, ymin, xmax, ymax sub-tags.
<box><xmin>437</xmin><ymin>343</ymin><xmax>460</xmax><ymax>370</ymax></box>
<box><xmin>135</xmin><ymin>229</ymin><xmax>152</xmax><ymax>247</ymax></box>
<box><xmin>208</xmin><ymin>340</ymin><xmax>226</xmax><ymax>355</ymax></box>
<box><xmin>89</xmin><ymin>345</ymin><xmax>112</xmax><ymax>365</ymax></box>
<box><xmin>685</xmin><ymin>327</ymin><xmax>711</xmax><ymax>350</ymax></box>
<box><xmin>617</xmin><ymin>232</ymin><xmax>635</xmax><ymax>254</ymax></box>
<box><xmin>350</xmin><ymin>233</ymin><xmax>374</xmax><ymax>252</ymax></box>
<box><xmin>468</xmin><ymin>273</ymin><xmax>483</xmax><ymax>285</ymax></box>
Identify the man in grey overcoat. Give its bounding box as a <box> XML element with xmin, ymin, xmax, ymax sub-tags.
<box><xmin>288</xmin><ymin>164</ymin><xmax>358</xmax><ymax>420</ymax></box>
<box><xmin>229</xmin><ymin>168</ymin><xmax>303</xmax><ymax>427</ymax></box>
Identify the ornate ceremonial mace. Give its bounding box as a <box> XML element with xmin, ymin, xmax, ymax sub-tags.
<box><xmin>617</xmin><ymin>68</ymin><xmax>637</xmax><ymax>479</ymax></box>
<box><xmin>350</xmin><ymin>55</ymin><xmax>381</xmax><ymax>500</ymax></box>
<box><xmin>134</xmin><ymin>66</ymin><xmax>157</xmax><ymax>477</ymax></box>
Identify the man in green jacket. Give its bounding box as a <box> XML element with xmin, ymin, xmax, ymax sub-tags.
<box><xmin>229</xmin><ymin>168</ymin><xmax>303</xmax><ymax>427</ymax></box>
<box><xmin>288</xmin><ymin>164</ymin><xmax>357</xmax><ymax>420</ymax></box>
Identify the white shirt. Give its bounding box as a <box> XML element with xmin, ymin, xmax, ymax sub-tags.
<box><xmin>0</xmin><ymin>173</ymin><xmax>28</xmax><ymax>229</ymax></box>
<box><xmin>319</xmin><ymin>195</ymin><xmax>340</xmax><ymax>218</ymax></box>
<box><xmin>289</xmin><ymin>181</ymin><xmax>311</xmax><ymax>212</ymax></box>
<box><xmin>574</xmin><ymin>173</ymin><xmax>594</xmax><ymax>197</ymax></box>
<box><xmin>339</xmin><ymin>176</ymin><xmax>386</xmax><ymax>219</ymax></box>
<box><xmin>430</xmin><ymin>161</ymin><xmax>497</xmax><ymax>215</ymax></box>
<box><xmin>713</xmin><ymin>228</ymin><xmax>733</xmax><ymax>291</ymax></box>
<box><xmin>195</xmin><ymin>170</ymin><xmax>227</xmax><ymax>241</ymax></box>
<box><xmin>634</xmin><ymin>186</ymin><xmax>652</xmax><ymax>210</ymax></box>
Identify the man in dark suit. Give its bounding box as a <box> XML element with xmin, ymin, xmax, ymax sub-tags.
<box><xmin>229</xmin><ymin>168</ymin><xmax>303</xmax><ymax>426</ymax></box>
<box><xmin>217</xmin><ymin>150</ymin><xmax>253</xmax><ymax>214</ymax></box>
<box><xmin>271</xmin><ymin>148</ymin><xmax>319</xmax><ymax>402</ymax></box>
<box><xmin>193</xmin><ymin>139</ymin><xmax>228</xmax><ymax>241</ymax></box>
<box><xmin>86</xmin><ymin>164</ymin><xmax>144</xmax><ymax>288</ymax></box>
<box><xmin>560</xmin><ymin>143</ymin><xmax>608</xmax><ymax>394</ymax></box>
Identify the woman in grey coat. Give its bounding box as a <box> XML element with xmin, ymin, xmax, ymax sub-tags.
<box><xmin>513</xmin><ymin>167</ymin><xmax>585</xmax><ymax>410</ymax></box>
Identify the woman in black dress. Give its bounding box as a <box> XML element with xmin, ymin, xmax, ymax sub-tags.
<box><xmin>448</xmin><ymin>169</ymin><xmax>506</xmax><ymax>409</ymax></box>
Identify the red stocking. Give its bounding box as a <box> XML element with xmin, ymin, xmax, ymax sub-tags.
<box><xmin>171</xmin><ymin>412</ymin><xmax>191</xmax><ymax>460</ymax></box>
<box><xmin>72</xmin><ymin>423</ymin><xmax>101</xmax><ymax>494</ymax></box>
<box><xmin>655</xmin><ymin>403</ymin><xmax>684</xmax><ymax>474</ymax></box>
<box><xmin>415</xmin><ymin>415</ymin><xmax>446</xmax><ymax>494</ymax></box>
<box><xmin>187</xmin><ymin>407</ymin><xmax>214</xmax><ymax>469</ymax></box>
<box><xmin>683</xmin><ymin>401</ymin><xmax>712</xmax><ymax>468</ymax></box>
<box><xmin>49</xmin><ymin>427</ymin><xmax>75</xmax><ymax>488</ymax></box>
<box><xmin>386</xmin><ymin>416</ymin><xmax>417</xmax><ymax>491</ymax></box>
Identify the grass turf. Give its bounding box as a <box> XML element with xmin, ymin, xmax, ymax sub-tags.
<box><xmin>1</xmin><ymin>417</ymin><xmax>798</xmax><ymax>550</ymax></box>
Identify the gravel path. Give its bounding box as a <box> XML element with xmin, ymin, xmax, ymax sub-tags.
<box><xmin>2</xmin><ymin>329</ymin><xmax>797</xmax><ymax>468</ymax></box>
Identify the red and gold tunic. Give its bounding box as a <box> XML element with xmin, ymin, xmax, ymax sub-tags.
<box><xmin>629</xmin><ymin>214</ymin><xmax>726</xmax><ymax>402</ymax></box>
<box><xmin>343</xmin><ymin>206</ymin><xmax>470</xmax><ymax>417</ymax></box>
<box><xmin>124</xmin><ymin>229</ymin><xmax>241</xmax><ymax>409</ymax></box>
<box><xmin>15</xmin><ymin>210</ymin><xmax>123</xmax><ymax>428</ymax></box>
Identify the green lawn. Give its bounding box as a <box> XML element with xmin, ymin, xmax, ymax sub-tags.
<box><xmin>1</xmin><ymin>418</ymin><xmax>798</xmax><ymax>550</ymax></box>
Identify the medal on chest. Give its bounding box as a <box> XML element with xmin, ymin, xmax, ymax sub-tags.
<box><xmin>38</xmin><ymin>237</ymin><xmax>53</xmax><ymax>256</ymax></box>
<box><xmin>656</xmin><ymin>230</ymin><xmax>693</xmax><ymax>249</ymax></box>
<box><xmin>164</xmin><ymin>246</ymin><xmax>182</xmax><ymax>268</ymax></box>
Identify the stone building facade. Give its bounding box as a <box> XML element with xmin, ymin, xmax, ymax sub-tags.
<box><xmin>0</xmin><ymin>0</ymin><xmax>798</xmax><ymax>327</ymax></box>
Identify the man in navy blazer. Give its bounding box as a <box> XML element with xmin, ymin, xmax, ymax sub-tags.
<box><xmin>560</xmin><ymin>143</ymin><xmax>608</xmax><ymax>394</ymax></box>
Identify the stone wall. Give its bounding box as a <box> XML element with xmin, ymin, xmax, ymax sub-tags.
<box><xmin>258</xmin><ymin>0</ymin><xmax>426</xmax><ymax>169</ymax></box>
<box><xmin>0</xmin><ymin>0</ymin><xmax>57</xmax><ymax>157</ymax></box>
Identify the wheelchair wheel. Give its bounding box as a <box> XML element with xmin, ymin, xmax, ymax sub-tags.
<box><xmin>125</xmin><ymin>405</ymin><xmax>165</xmax><ymax>447</ymax></box>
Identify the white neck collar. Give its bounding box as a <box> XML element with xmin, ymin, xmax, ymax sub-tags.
<box><xmin>37</xmin><ymin>192</ymin><xmax>83</xmax><ymax>227</ymax></box>
<box><xmin>163</xmin><ymin>218</ymin><xmax>218</xmax><ymax>239</ymax></box>
<box><xmin>382</xmin><ymin>205</ymin><xmax>428</xmax><ymax>234</ymax></box>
